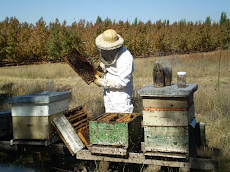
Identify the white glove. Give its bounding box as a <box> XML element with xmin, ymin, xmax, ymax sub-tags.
<box><xmin>94</xmin><ymin>75</ymin><xmax>104</xmax><ymax>87</ymax></box>
<box><xmin>100</xmin><ymin>62</ymin><xmax>106</xmax><ymax>73</ymax></box>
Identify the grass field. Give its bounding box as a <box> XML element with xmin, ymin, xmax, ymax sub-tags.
<box><xmin>0</xmin><ymin>50</ymin><xmax>230</xmax><ymax>171</ymax></box>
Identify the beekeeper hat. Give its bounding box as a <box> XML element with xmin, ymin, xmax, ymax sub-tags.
<box><xmin>96</xmin><ymin>29</ymin><xmax>124</xmax><ymax>50</ymax></box>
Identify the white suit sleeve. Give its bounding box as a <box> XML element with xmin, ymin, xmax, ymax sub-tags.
<box><xmin>104</xmin><ymin>51</ymin><xmax>133</xmax><ymax>89</ymax></box>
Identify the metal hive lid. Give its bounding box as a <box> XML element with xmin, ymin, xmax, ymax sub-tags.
<box><xmin>8</xmin><ymin>91</ymin><xmax>72</xmax><ymax>104</ymax></box>
<box><xmin>138</xmin><ymin>84</ymin><xmax>198</xmax><ymax>97</ymax></box>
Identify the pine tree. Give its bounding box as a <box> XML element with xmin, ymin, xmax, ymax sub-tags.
<box><xmin>96</xmin><ymin>16</ymin><xmax>103</xmax><ymax>24</ymax></box>
<box><xmin>204</xmin><ymin>16</ymin><xmax>212</xmax><ymax>25</ymax></box>
<box><xmin>5</xmin><ymin>17</ymin><xmax>20</xmax><ymax>61</ymax></box>
<box><xmin>220</xmin><ymin>12</ymin><xmax>227</xmax><ymax>25</ymax></box>
<box><xmin>0</xmin><ymin>33</ymin><xmax>6</xmax><ymax>62</ymax></box>
<box><xmin>133</xmin><ymin>17</ymin><xmax>138</xmax><ymax>26</ymax></box>
<box><xmin>46</xmin><ymin>18</ymin><xmax>62</xmax><ymax>60</ymax></box>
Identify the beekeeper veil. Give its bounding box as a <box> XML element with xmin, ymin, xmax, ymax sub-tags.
<box><xmin>96</xmin><ymin>29</ymin><xmax>124</xmax><ymax>65</ymax></box>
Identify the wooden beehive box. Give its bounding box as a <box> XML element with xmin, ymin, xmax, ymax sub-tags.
<box><xmin>52</xmin><ymin>106</ymin><xmax>91</xmax><ymax>156</ymax></box>
<box><xmin>138</xmin><ymin>84</ymin><xmax>198</xmax><ymax>158</ymax></box>
<box><xmin>0</xmin><ymin>111</ymin><xmax>12</xmax><ymax>138</ymax></box>
<box><xmin>8</xmin><ymin>92</ymin><xmax>71</xmax><ymax>141</ymax></box>
<box><xmin>142</xmin><ymin>98</ymin><xmax>195</xmax><ymax>127</ymax></box>
<box><xmin>89</xmin><ymin>113</ymin><xmax>142</xmax><ymax>156</ymax></box>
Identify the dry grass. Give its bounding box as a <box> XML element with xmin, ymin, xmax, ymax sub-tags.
<box><xmin>0</xmin><ymin>50</ymin><xmax>230</xmax><ymax>171</ymax></box>
<box><xmin>0</xmin><ymin>63</ymin><xmax>104</xmax><ymax>117</ymax></box>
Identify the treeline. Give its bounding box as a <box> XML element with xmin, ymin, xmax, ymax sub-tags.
<box><xmin>0</xmin><ymin>12</ymin><xmax>230</xmax><ymax>63</ymax></box>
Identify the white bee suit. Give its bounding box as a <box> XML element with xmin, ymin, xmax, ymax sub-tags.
<box><xmin>103</xmin><ymin>46</ymin><xmax>134</xmax><ymax>113</ymax></box>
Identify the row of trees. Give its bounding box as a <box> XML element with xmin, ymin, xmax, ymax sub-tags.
<box><xmin>0</xmin><ymin>12</ymin><xmax>230</xmax><ymax>63</ymax></box>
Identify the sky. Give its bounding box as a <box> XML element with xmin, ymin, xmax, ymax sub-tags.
<box><xmin>0</xmin><ymin>0</ymin><xmax>230</xmax><ymax>25</ymax></box>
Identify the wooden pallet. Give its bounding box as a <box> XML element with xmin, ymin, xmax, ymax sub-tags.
<box><xmin>77</xmin><ymin>149</ymin><xmax>218</xmax><ymax>171</ymax></box>
<box><xmin>89</xmin><ymin>145</ymin><xmax>128</xmax><ymax>156</ymax></box>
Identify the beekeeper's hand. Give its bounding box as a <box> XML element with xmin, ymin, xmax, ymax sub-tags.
<box><xmin>100</xmin><ymin>62</ymin><xmax>106</xmax><ymax>73</ymax></box>
<box><xmin>94</xmin><ymin>75</ymin><xmax>104</xmax><ymax>87</ymax></box>
<box><xmin>92</xmin><ymin>60</ymin><xmax>100</xmax><ymax>70</ymax></box>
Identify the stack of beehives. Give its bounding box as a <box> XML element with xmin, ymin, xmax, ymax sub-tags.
<box><xmin>138</xmin><ymin>84</ymin><xmax>198</xmax><ymax>159</ymax></box>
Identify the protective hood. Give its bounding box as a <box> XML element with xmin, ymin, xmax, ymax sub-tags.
<box><xmin>97</xmin><ymin>47</ymin><xmax>122</xmax><ymax>65</ymax></box>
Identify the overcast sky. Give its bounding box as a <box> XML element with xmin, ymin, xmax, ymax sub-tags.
<box><xmin>1</xmin><ymin>0</ymin><xmax>230</xmax><ymax>25</ymax></box>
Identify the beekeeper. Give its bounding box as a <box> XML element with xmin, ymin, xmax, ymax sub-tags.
<box><xmin>94</xmin><ymin>29</ymin><xmax>134</xmax><ymax>113</ymax></box>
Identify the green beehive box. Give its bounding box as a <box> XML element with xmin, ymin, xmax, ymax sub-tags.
<box><xmin>89</xmin><ymin>113</ymin><xmax>142</xmax><ymax>156</ymax></box>
<box><xmin>142</xmin><ymin>126</ymin><xmax>189</xmax><ymax>158</ymax></box>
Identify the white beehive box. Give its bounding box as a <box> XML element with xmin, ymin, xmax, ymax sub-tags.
<box><xmin>8</xmin><ymin>92</ymin><xmax>71</xmax><ymax>140</ymax></box>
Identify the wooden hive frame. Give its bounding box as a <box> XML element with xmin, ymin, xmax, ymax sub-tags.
<box><xmin>64</xmin><ymin>106</ymin><xmax>91</xmax><ymax>148</ymax></box>
<box><xmin>63</xmin><ymin>48</ymin><xmax>98</xmax><ymax>84</ymax></box>
<box><xmin>52</xmin><ymin>106</ymin><xmax>91</xmax><ymax>155</ymax></box>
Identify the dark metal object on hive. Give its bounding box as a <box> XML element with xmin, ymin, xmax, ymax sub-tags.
<box><xmin>153</xmin><ymin>61</ymin><xmax>172</xmax><ymax>88</ymax></box>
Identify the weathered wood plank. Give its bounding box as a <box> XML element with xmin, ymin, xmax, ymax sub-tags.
<box><xmin>77</xmin><ymin>150</ymin><xmax>217</xmax><ymax>170</ymax></box>
<box><xmin>144</xmin><ymin>152</ymin><xmax>188</xmax><ymax>159</ymax></box>
<box><xmin>77</xmin><ymin>150</ymin><xmax>190</xmax><ymax>168</ymax></box>
<box><xmin>89</xmin><ymin>145</ymin><xmax>127</xmax><ymax>156</ymax></box>
<box><xmin>52</xmin><ymin>114</ymin><xmax>85</xmax><ymax>156</ymax></box>
<box><xmin>143</xmin><ymin>126</ymin><xmax>189</xmax><ymax>153</ymax></box>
